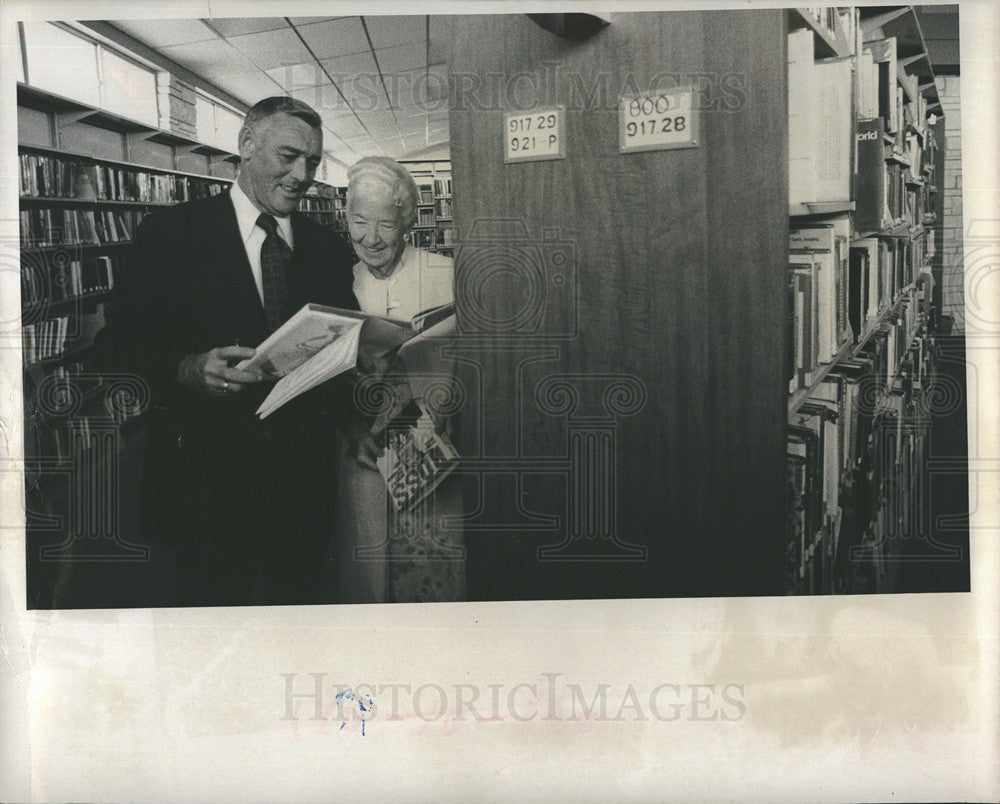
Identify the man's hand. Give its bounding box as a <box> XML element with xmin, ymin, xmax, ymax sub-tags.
<box><xmin>177</xmin><ymin>346</ymin><xmax>264</xmax><ymax>396</ymax></box>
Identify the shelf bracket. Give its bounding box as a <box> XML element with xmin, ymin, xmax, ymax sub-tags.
<box><xmin>861</xmin><ymin>8</ymin><xmax>910</xmax><ymax>35</ymax></box>
<box><xmin>918</xmin><ymin>82</ymin><xmax>936</xmax><ymax>94</ymax></box>
<box><xmin>207</xmin><ymin>153</ymin><xmax>236</xmax><ymax>176</ymax></box>
<box><xmin>125</xmin><ymin>130</ymin><xmax>157</xmax><ymax>148</ymax></box>
<box><xmin>124</xmin><ymin>129</ymin><xmax>159</xmax><ymax>162</ymax></box>
<box><xmin>899</xmin><ymin>54</ymin><xmax>925</xmax><ymax>70</ymax></box>
<box><xmin>54</xmin><ymin>109</ymin><xmax>97</xmax><ymax>129</ymax></box>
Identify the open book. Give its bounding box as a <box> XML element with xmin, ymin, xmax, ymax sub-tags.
<box><xmin>243</xmin><ymin>302</ymin><xmax>455</xmax><ymax>419</ymax></box>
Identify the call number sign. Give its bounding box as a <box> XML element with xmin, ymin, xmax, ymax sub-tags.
<box><xmin>503</xmin><ymin>108</ymin><xmax>565</xmax><ymax>163</ymax></box>
<box><xmin>618</xmin><ymin>89</ymin><xmax>698</xmax><ymax>152</ymax></box>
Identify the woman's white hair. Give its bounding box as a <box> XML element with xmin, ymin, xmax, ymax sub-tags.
<box><xmin>346</xmin><ymin>156</ymin><xmax>419</xmax><ymax>230</ymax></box>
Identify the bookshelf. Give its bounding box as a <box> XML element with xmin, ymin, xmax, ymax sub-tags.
<box><xmin>17</xmin><ymin>89</ymin><xmax>240</xmax><ymax>603</ymax></box>
<box><xmin>445</xmin><ymin>7</ymin><xmax>950</xmax><ymax>601</ymax></box>
<box><xmin>18</xmin><ymin>78</ymin><xmax>354</xmax><ymax>606</ymax></box>
<box><xmin>300</xmin><ymin>182</ymin><xmax>349</xmax><ymax>242</ymax></box>
<box><xmin>786</xmin><ymin>6</ymin><xmax>945</xmax><ymax>594</ymax></box>
<box><xmin>399</xmin><ymin>160</ymin><xmax>455</xmax><ymax>256</ymax></box>
<box><xmin>18</xmin><ymin>144</ymin><xmax>230</xmax><ymax>373</ymax></box>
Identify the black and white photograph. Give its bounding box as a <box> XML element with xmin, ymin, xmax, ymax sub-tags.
<box><xmin>1</xmin><ymin>2</ymin><xmax>997</xmax><ymax>801</ymax></box>
<box><xmin>14</xmin><ymin>6</ymin><xmax>973</xmax><ymax>607</ymax></box>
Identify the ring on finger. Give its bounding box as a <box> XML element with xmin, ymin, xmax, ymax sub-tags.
<box><xmin>223</xmin><ymin>381</ymin><xmax>230</xmax><ymax>391</ymax></box>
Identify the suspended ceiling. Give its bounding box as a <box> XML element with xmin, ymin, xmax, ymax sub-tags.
<box><xmin>86</xmin><ymin>16</ymin><xmax>454</xmax><ymax>168</ymax></box>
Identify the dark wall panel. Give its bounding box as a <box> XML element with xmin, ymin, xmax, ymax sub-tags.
<box><xmin>448</xmin><ymin>10</ymin><xmax>788</xmax><ymax>600</ymax></box>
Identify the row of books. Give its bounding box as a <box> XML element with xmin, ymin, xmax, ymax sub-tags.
<box><xmin>417</xmin><ymin>184</ymin><xmax>435</xmax><ymax>205</ymax></box>
<box><xmin>789</xmin><ymin>24</ymin><xmax>937</xmax><ymax>209</ymax></box>
<box><xmin>299</xmin><ymin>196</ymin><xmax>345</xmax><ymax>213</ymax></box>
<box><xmin>434</xmin><ymin>178</ymin><xmax>452</xmax><ymax>197</ymax></box>
<box><xmin>408</xmin><ymin>228</ymin><xmax>455</xmax><ymax>252</ymax></box>
<box><xmin>23</xmin><ymin>315</ymin><xmax>72</xmax><ymax>364</ymax></box>
<box><xmin>788</xmin><ymin>216</ymin><xmax>852</xmax><ymax>390</ymax></box>
<box><xmin>849</xmin><ymin>236</ymin><xmax>924</xmax><ymax>341</ymax></box>
<box><xmin>19</xmin><ymin>207</ymin><xmax>146</xmax><ymax>248</ymax></box>
<box><xmin>856</xmin><ymin>117</ymin><xmax>935</xmax><ymax>232</ymax></box>
<box><xmin>22</xmin><ymin>254</ymin><xmax>117</xmax><ymax>306</ymax></box>
<box><xmin>19</xmin><ymin>153</ymin><xmax>80</xmax><ymax>199</ymax></box>
<box><xmin>437</xmin><ymin>198</ymin><xmax>453</xmax><ymax>219</ymax></box>
<box><xmin>800</xmin><ymin>6</ymin><xmax>855</xmax><ymax>44</ymax></box>
<box><xmin>19</xmin><ymin>152</ymin><xmax>229</xmax><ymax>203</ymax></box>
<box><xmin>861</xmin><ymin>37</ymin><xmax>930</xmax><ymax>142</ymax></box>
<box><xmin>47</xmin><ymin>361</ymin><xmax>101</xmax><ymax>390</ymax></box>
<box><xmin>786</xmin><ymin>214</ymin><xmax>928</xmax><ymax>394</ymax></box>
<box><xmin>38</xmin><ymin>362</ymin><xmax>108</xmax><ymax>416</ymax></box>
<box><xmin>787</xmin><ymin>324</ymin><xmax>934</xmax><ymax>592</ymax></box>
<box><xmin>409</xmin><ymin>230</ymin><xmax>434</xmax><ymax>250</ymax></box>
<box><xmin>416</xmin><ymin>208</ymin><xmax>436</xmax><ymax>227</ymax></box>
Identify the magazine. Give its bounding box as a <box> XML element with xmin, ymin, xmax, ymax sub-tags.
<box><xmin>375</xmin><ymin>398</ymin><xmax>460</xmax><ymax>511</ymax></box>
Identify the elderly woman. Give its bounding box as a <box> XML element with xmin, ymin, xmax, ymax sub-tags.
<box><xmin>331</xmin><ymin>156</ymin><xmax>463</xmax><ymax>603</ymax></box>
<box><xmin>346</xmin><ymin>157</ymin><xmax>453</xmax><ymax>321</ymax></box>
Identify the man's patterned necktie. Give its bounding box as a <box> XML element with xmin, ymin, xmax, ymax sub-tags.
<box><xmin>256</xmin><ymin>212</ymin><xmax>291</xmax><ymax>333</ymax></box>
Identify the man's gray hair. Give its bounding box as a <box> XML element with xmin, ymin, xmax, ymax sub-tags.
<box><xmin>346</xmin><ymin>156</ymin><xmax>420</xmax><ymax>230</ymax></box>
<box><xmin>242</xmin><ymin>95</ymin><xmax>323</xmax><ymax>132</ymax></box>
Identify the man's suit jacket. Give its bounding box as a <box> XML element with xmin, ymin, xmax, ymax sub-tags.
<box><xmin>111</xmin><ymin>189</ymin><xmax>357</xmax><ymax>417</ymax></box>
<box><xmin>100</xmin><ymin>189</ymin><xmax>359</xmax><ymax>600</ymax></box>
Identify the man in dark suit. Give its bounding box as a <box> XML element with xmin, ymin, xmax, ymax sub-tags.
<box><xmin>104</xmin><ymin>96</ymin><xmax>358</xmax><ymax>606</ymax></box>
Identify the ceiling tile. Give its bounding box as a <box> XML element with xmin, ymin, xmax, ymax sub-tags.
<box><xmin>265</xmin><ymin>62</ymin><xmax>328</xmax><ymax>91</ymax></box>
<box><xmin>318</xmin><ymin>50</ymin><xmax>379</xmax><ymax>81</ymax></box>
<box><xmin>328</xmin><ymin>146</ymin><xmax>360</xmax><ymax>163</ymax></box>
<box><xmin>295</xmin><ymin>17</ymin><xmax>369</xmax><ymax>60</ymax></box>
<box><xmin>291</xmin><ymin>84</ymin><xmax>356</xmax><ymax>116</ymax></box>
<box><xmin>211</xmin><ymin>70</ymin><xmax>285</xmax><ymax>106</ymax></box>
<box><xmin>287</xmin><ymin>17</ymin><xmax>352</xmax><ymax>26</ymax></box>
<box><xmin>111</xmin><ymin>19</ymin><xmax>218</xmax><ymax>47</ymax></box>
<box><xmin>203</xmin><ymin>18</ymin><xmax>289</xmax><ymax>37</ymax></box>
<box><xmin>289</xmin><ymin>83</ymin><xmax>333</xmax><ymax>110</ymax></box>
<box><xmin>390</xmin><ymin>64</ymin><xmax>449</xmax><ymax>111</ymax></box>
<box><xmin>350</xmin><ymin>142</ymin><xmax>387</xmax><ymax>158</ymax></box>
<box><xmin>396</xmin><ymin>119</ymin><xmax>429</xmax><ymax>137</ymax></box>
<box><xmin>357</xmin><ymin>109</ymin><xmax>400</xmax><ymax>130</ymax></box>
<box><xmin>374</xmin><ymin>42</ymin><xmax>426</xmax><ymax>75</ymax></box>
<box><xmin>157</xmin><ymin>39</ymin><xmax>258</xmax><ymax>76</ymax></box>
<box><xmin>323</xmin><ymin>116</ymin><xmax>368</xmax><ymax>139</ymax></box>
<box><xmin>427</xmin><ymin>16</ymin><xmax>454</xmax><ymax>65</ymax></box>
<box><xmin>225</xmin><ymin>28</ymin><xmax>312</xmax><ymax>71</ymax></box>
<box><xmin>363</xmin><ymin>15</ymin><xmax>426</xmax><ymax>50</ymax></box>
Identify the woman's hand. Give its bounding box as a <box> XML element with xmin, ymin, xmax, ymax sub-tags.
<box><xmin>345</xmin><ymin>420</ymin><xmax>383</xmax><ymax>471</ymax></box>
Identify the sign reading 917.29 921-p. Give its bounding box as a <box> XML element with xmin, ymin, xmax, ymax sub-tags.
<box><xmin>503</xmin><ymin>107</ymin><xmax>565</xmax><ymax>163</ymax></box>
<box><xmin>618</xmin><ymin>87</ymin><xmax>699</xmax><ymax>152</ymax></box>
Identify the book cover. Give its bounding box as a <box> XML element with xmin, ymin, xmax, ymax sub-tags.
<box><xmin>855</xmin><ymin>117</ymin><xmax>889</xmax><ymax>232</ymax></box>
<box><xmin>376</xmin><ymin>398</ymin><xmax>460</xmax><ymax>512</ymax></box>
